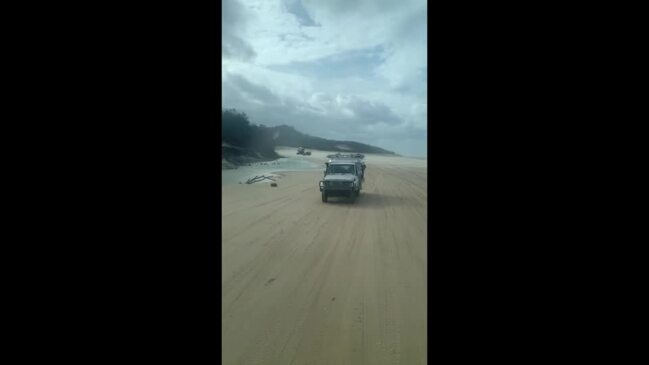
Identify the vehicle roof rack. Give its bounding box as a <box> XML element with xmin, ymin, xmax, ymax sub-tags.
<box><xmin>326</xmin><ymin>153</ymin><xmax>365</xmax><ymax>160</ymax></box>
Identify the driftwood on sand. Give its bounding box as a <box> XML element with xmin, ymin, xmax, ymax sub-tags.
<box><xmin>245</xmin><ymin>175</ymin><xmax>276</xmax><ymax>184</ymax></box>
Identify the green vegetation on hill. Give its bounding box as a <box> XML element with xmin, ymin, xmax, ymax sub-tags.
<box><xmin>222</xmin><ymin>109</ymin><xmax>396</xmax><ymax>164</ymax></box>
<box><xmin>222</xmin><ymin>109</ymin><xmax>280</xmax><ymax>164</ymax></box>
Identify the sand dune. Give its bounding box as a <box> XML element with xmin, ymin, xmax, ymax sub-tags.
<box><xmin>222</xmin><ymin>151</ymin><xmax>427</xmax><ymax>365</ymax></box>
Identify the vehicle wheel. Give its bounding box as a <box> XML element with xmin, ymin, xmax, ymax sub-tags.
<box><xmin>322</xmin><ymin>192</ymin><xmax>328</xmax><ymax>202</ymax></box>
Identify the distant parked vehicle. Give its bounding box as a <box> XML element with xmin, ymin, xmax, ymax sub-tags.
<box><xmin>297</xmin><ymin>147</ymin><xmax>305</xmax><ymax>155</ymax></box>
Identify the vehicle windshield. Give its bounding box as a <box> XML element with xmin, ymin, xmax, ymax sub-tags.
<box><xmin>327</xmin><ymin>164</ymin><xmax>355</xmax><ymax>174</ymax></box>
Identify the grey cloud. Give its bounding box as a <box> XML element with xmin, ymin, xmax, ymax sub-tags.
<box><xmin>222</xmin><ymin>0</ymin><xmax>256</xmax><ymax>61</ymax></box>
<box><xmin>392</xmin><ymin>7</ymin><xmax>427</xmax><ymax>40</ymax></box>
<box><xmin>225</xmin><ymin>73</ymin><xmax>280</xmax><ymax>105</ymax></box>
<box><xmin>222</xmin><ymin>0</ymin><xmax>246</xmax><ymax>28</ymax></box>
<box><xmin>224</xmin><ymin>72</ymin><xmax>403</xmax><ymax>127</ymax></box>
<box><xmin>222</xmin><ymin>82</ymin><xmax>339</xmax><ymax>139</ymax></box>
<box><xmin>279</xmin><ymin>33</ymin><xmax>314</xmax><ymax>43</ymax></box>
<box><xmin>268</xmin><ymin>46</ymin><xmax>385</xmax><ymax>80</ymax></box>
<box><xmin>284</xmin><ymin>0</ymin><xmax>319</xmax><ymax>27</ymax></box>
<box><xmin>222</xmin><ymin>72</ymin><xmax>421</xmax><ymax>152</ymax></box>
<box><xmin>222</xmin><ymin>36</ymin><xmax>256</xmax><ymax>61</ymax></box>
<box><xmin>302</xmin><ymin>0</ymin><xmax>415</xmax><ymax>16</ymax></box>
<box><xmin>342</xmin><ymin>96</ymin><xmax>402</xmax><ymax>125</ymax></box>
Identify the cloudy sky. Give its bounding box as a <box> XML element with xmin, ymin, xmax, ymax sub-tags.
<box><xmin>222</xmin><ymin>0</ymin><xmax>427</xmax><ymax>157</ymax></box>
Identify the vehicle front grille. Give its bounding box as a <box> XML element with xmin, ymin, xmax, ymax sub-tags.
<box><xmin>328</xmin><ymin>181</ymin><xmax>351</xmax><ymax>186</ymax></box>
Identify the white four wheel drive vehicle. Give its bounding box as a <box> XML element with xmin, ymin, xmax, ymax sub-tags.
<box><xmin>325</xmin><ymin>153</ymin><xmax>366</xmax><ymax>180</ymax></box>
<box><xmin>319</xmin><ymin>160</ymin><xmax>363</xmax><ymax>203</ymax></box>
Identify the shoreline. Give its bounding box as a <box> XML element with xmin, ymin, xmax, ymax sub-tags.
<box><xmin>222</xmin><ymin>145</ymin><xmax>411</xmax><ymax>170</ymax></box>
<box><xmin>222</xmin><ymin>147</ymin><xmax>426</xmax><ymax>185</ymax></box>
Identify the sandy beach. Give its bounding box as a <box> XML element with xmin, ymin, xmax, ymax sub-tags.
<box><xmin>222</xmin><ymin>148</ymin><xmax>427</xmax><ymax>365</ymax></box>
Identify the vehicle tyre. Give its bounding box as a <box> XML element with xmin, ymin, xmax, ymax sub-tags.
<box><xmin>322</xmin><ymin>192</ymin><xmax>328</xmax><ymax>202</ymax></box>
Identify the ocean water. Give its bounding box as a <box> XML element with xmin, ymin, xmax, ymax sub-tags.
<box><xmin>222</xmin><ymin>155</ymin><xmax>323</xmax><ymax>185</ymax></box>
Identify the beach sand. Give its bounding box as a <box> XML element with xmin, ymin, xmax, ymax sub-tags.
<box><xmin>222</xmin><ymin>149</ymin><xmax>427</xmax><ymax>365</ymax></box>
